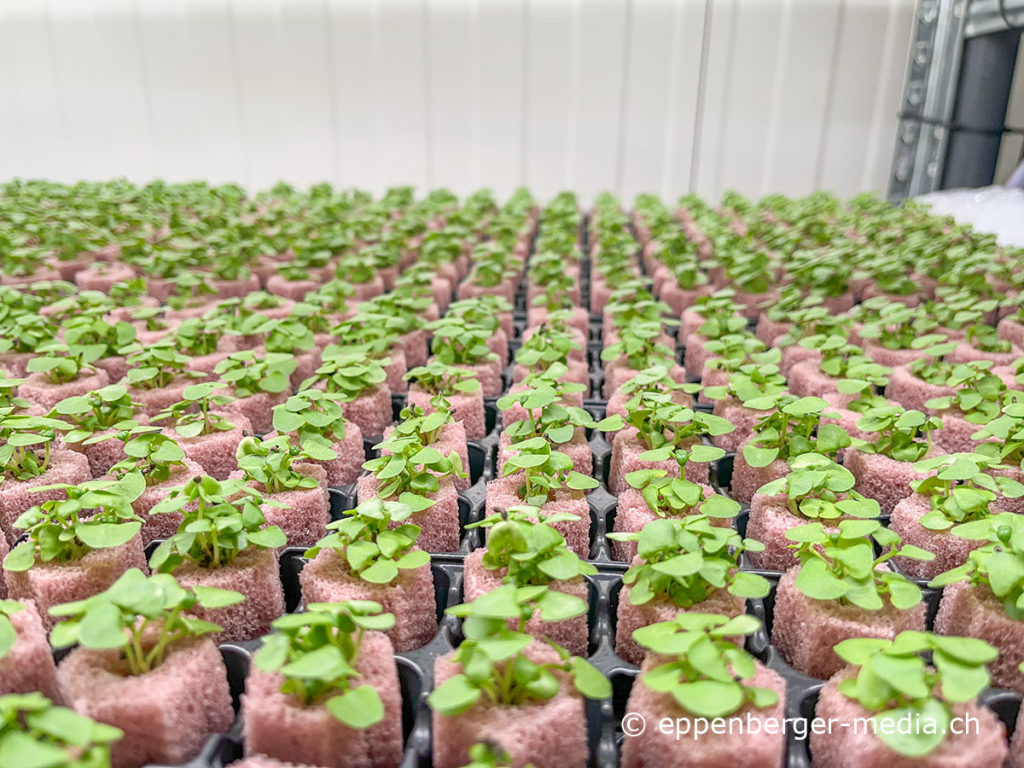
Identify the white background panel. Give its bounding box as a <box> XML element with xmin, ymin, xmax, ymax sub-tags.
<box><xmin>0</xmin><ymin>0</ymin><xmax>984</xmax><ymax>202</ymax></box>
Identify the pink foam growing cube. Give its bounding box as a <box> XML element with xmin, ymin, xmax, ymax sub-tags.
<box><xmin>756</xmin><ymin>316</ymin><xmax>792</xmax><ymax>346</ymax></box>
<box><xmin>432</xmin><ymin>641</ymin><xmax>588</xmax><ymax>768</ymax></box>
<box><xmin>998</xmin><ymin>316</ymin><xmax>1024</xmax><ymax>349</ymax></box>
<box><xmin>499</xmin><ymin>429</ymin><xmax>591</xmax><ymax>478</ymax></box>
<box><xmin>0</xmin><ymin>450</ymin><xmax>91</xmax><ymax>544</ymax></box>
<box><xmin>730</xmin><ymin>447</ymin><xmax>788</xmax><ymax>505</ymax></box>
<box><xmin>127</xmin><ymin>376</ymin><xmax>193</xmax><ymax>417</ymax></box>
<box><xmin>359</xmin><ymin>474</ymin><xmax>460</xmax><ymax>553</ymax></box>
<box><xmin>513</xmin><ymin>357</ymin><xmax>589</xmax><ymax>388</ymax></box>
<box><xmin>5</xmin><ymin>535</ymin><xmax>148</xmax><ymax>633</ymax></box>
<box><xmin>931</xmin><ymin>413</ymin><xmax>983</xmax><ymax>454</ymax></box>
<box><xmin>659</xmin><ymin>283</ymin><xmax>712</xmax><ymax>316</ymax></box>
<box><xmin>771</xmin><ymin>566</ymin><xmax>925</xmax><ymax>680</ymax></box>
<box><xmin>300</xmin><ymin>546</ymin><xmax>437</xmax><ymax>651</ymax></box>
<box><xmin>809</xmin><ymin>669</ymin><xmax>1007</xmax><ymax>768</ymax></box>
<box><xmin>63</xmin><ymin>428</ymin><xmax>128</xmax><ymax>478</ymax></box>
<box><xmin>58</xmin><ymin>638</ymin><xmax>234</xmax><ymax>768</ymax></box>
<box><xmin>608</xmin><ymin>428</ymin><xmax>707</xmax><ymax>494</ymax></box>
<box><xmin>615</xmin><ymin>584</ymin><xmax>746</xmax><ymax>666</ymax></box>
<box><xmin>408</xmin><ymin>386</ymin><xmax>487</xmax><ymax>441</ymax></box>
<box><xmin>463</xmin><ymin>549</ymin><xmax>587</xmax><ymax>656</ymax></box>
<box><xmin>885</xmin><ymin>366</ymin><xmax>953</xmax><ymax>412</ymax></box>
<box><xmin>610</xmin><ymin>484</ymin><xmax>716</xmax><ymax>562</ymax></box>
<box><xmin>242</xmin><ymin>462</ymin><xmax>330</xmax><ymax>548</ymax></box>
<box><xmin>602</xmin><ymin>363</ymin><xmax>686</xmax><ymax>400</ymax></box>
<box><xmin>621</xmin><ymin>660</ymin><xmax>785</xmax><ymax>768</ymax></box>
<box><xmin>224</xmin><ymin>391</ymin><xmax>289</xmax><ymax>434</ymax></box>
<box><xmin>265</xmin><ymin>275</ymin><xmax>320</xmax><ymax>301</ymax></box>
<box><xmin>175</xmin><ymin>413</ymin><xmax>254</xmax><ymax>481</ymax></box>
<box><xmin>19</xmin><ymin>369</ymin><xmax>111</xmax><ymax>412</ymax></box>
<box><xmin>864</xmin><ymin>342</ymin><xmax>928</xmax><ymax>369</ymax></box>
<box><xmin>134</xmin><ymin>458</ymin><xmax>205</xmax><ymax>543</ymax></box>
<box><xmin>947</xmin><ymin>341</ymin><xmax>1022</xmax><ymax>366</ymax></box>
<box><xmin>780</xmin><ymin>345</ymin><xmax>820</xmax><ymax>377</ymax></box>
<box><xmin>0</xmin><ymin>600</ymin><xmax>62</xmax><ymax>701</ymax></box>
<box><xmin>935</xmin><ymin>580</ymin><xmax>1024</xmax><ymax>693</ymax></box>
<box><xmin>711</xmin><ymin>399</ymin><xmax>761</xmax><ymax>452</ymax></box>
<box><xmin>888</xmin><ymin>493</ymin><xmax>982</xmax><ymax>579</ymax></box>
<box><xmin>844</xmin><ymin>448</ymin><xmax>923</xmax><ymax>516</ymax></box>
<box><xmin>384</xmin><ymin>350</ymin><xmax>408</xmax><ymax>394</ymax></box>
<box><xmin>787</xmin><ymin>361</ymin><xmax>856</xmax><ymax>406</ymax></box>
<box><xmin>242</xmin><ymin>630</ymin><xmax>402</xmax><ymax>768</ymax></box>
<box><xmin>172</xmin><ymin>547</ymin><xmax>285</xmax><ymax>643</ymax></box>
<box><xmin>485</xmin><ymin>475</ymin><xmax>590</xmax><ymax>558</ymax></box>
<box><xmin>487</xmin><ymin>328</ymin><xmax>510</xmax><ymax>367</ymax></box>
<box><xmin>75</xmin><ymin>262</ymin><xmax>137</xmax><ymax>293</ymax></box>
<box><xmin>342</xmin><ymin>385</ymin><xmax>393</xmax><ymax>438</ymax></box>
<box><xmin>453</xmin><ymin>360</ymin><xmax>503</xmax><ymax>398</ymax></box>
<box><xmin>745</xmin><ymin>493</ymin><xmax>808</xmax><ymax>572</ymax></box>
<box><xmin>230</xmin><ymin>756</ymin><xmax>318</xmax><ymax>768</ymax></box>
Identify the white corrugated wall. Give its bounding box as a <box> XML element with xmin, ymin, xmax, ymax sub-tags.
<box><xmin>0</xmin><ymin>0</ymin><xmax>918</xmax><ymax>200</ymax></box>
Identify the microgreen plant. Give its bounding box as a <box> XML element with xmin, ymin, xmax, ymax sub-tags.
<box><xmin>833</xmin><ymin>631</ymin><xmax>997</xmax><ymax>757</ymax></box>
<box><xmin>148</xmin><ymin>475</ymin><xmax>285</xmax><ymax>572</ymax></box>
<box><xmin>631</xmin><ymin>613</ymin><xmax>778</xmax><ymax>717</ymax></box>
<box><xmin>501</xmin><ymin>438</ymin><xmax>599</xmax><ymax>505</ymax></box>
<box><xmin>253</xmin><ymin>600</ymin><xmax>396</xmax><ymax>729</ymax></box>
<box><xmin>758</xmin><ymin>453</ymin><xmax>881</xmax><ymax>520</ymax></box>
<box><xmin>610</xmin><ymin>517</ymin><xmax>768</xmax><ymax>606</ymax></box>
<box><xmin>49</xmin><ymin>568</ymin><xmax>244</xmax><ymax>676</ymax></box>
<box><xmin>742</xmin><ymin>396</ymin><xmax>850</xmax><ymax>467</ymax></box>
<box><xmin>786</xmin><ymin>520</ymin><xmax>933</xmax><ymax>609</ymax></box>
<box><xmin>151</xmin><ymin>382</ymin><xmax>236</xmax><ymax>438</ymax></box>
<box><xmin>235</xmin><ymin>435</ymin><xmax>319</xmax><ymax>494</ymax></box>
<box><xmin>851</xmin><ymin>407</ymin><xmax>941</xmax><ymax>463</ymax></box>
<box><xmin>0</xmin><ymin>692</ymin><xmax>123</xmax><ymax>768</ymax></box>
<box><xmin>304</xmin><ymin>499</ymin><xmax>430</xmax><ymax>585</ymax></box>
<box><xmin>912</xmin><ymin>453</ymin><xmax>1024</xmax><ymax>530</ymax></box>
<box><xmin>4</xmin><ymin>473</ymin><xmax>145</xmax><ymax>572</ymax></box>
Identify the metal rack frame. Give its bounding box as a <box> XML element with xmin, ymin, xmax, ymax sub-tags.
<box><xmin>889</xmin><ymin>0</ymin><xmax>1024</xmax><ymax>199</ymax></box>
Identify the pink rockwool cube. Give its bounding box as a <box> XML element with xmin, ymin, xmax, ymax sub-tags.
<box><xmin>659</xmin><ymin>283</ymin><xmax>712</xmax><ymax>316</ymax></box>
<box><xmin>265</xmin><ymin>275</ymin><xmax>321</xmax><ymax>301</ymax></box>
<box><xmin>75</xmin><ymin>262</ymin><xmax>137</xmax><ymax>293</ymax></box>
<box><xmin>224</xmin><ymin>391</ymin><xmax>289</xmax><ymax>435</ymax></box>
<box><xmin>127</xmin><ymin>376</ymin><xmax>194</xmax><ymax>417</ymax></box>
<box><xmin>400</xmin><ymin>328</ymin><xmax>429</xmax><ymax>369</ymax></box>
<box><xmin>384</xmin><ymin>350</ymin><xmax>409</xmax><ymax>394</ymax></box>
<box><xmin>935</xmin><ymin>580</ymin><xmax>1024</xmax><ymax>692</ymax></box>
<box><xmin>998</xmin><ymin>316</ymin><xmax>1024</xmax><ymax>349</ymax></box>
<box><xmin>242</xmin><ymin>631</ymin><xmax>402</xmax><ymax>768</ymax></box>
<box><xmin>312</xmin><ymin>422</ymin><xmax>366</xmax><ymax>487</ymax></box>
<box><xmin>602</xmin><ymin>363</ymin><xmax>687</xmax><ymax>400</ymax></box>
<box><xmin>931</xmin><ymin>412</ymin><xmax>983</xmax><ymax>454</ymax></box>
<box><xmin>342</xmin><ymin>385</ymin><xmax>393</xmax><ymax>438</ymax></box>
<box><xmin>780</xmin><ymin>345</ymin><xmax>821</xmax><ymax>377</ymax></box>
<box><xmin>744</xmin><ymin>493</ymin><xmax>812</xmax><ymax>572</ymax></box>
<box><xmin>888</xmin><ymin>493</ymin><xmax>983</xmax><ymax>579</ymax></box>
<box><xmin>384</xmin><ymin>421</ymin><xmax>470</xmax><ymax>491</ymax></box>
<box><xmin>1011</xmin><ymin>712</ymin><xmax>1024</xmax><ymax>768</ymax></box>
<box><xmin>408</xmin><ymin>386</ymin><xmax>487</xmax><ymax>441</ymax></box>
<box><xmin>615</xmin><ymin>585</ymin><xmax>746</xmax><ymax>666</ymax></box>
<box><xmin>58</xmin><ymin>637</ymin><xmax>235</xmax><ymax>768</ymax></box>
<box><xmin>771</xmin><ymin>566</ymin><xmax>925</xmax><ymax>680</ymax></box>
<box><xmin>989</xmin><ymin>464</ymin><xmax>1024</xmax><ymax>515</ymax></box>
<box><xmin>453</xmin><ymin>360</ymin><xmax>504</xmax><ymax>398</ymax></box>
<box><xmin>885</xmin><ymin>366</ymin><xmax>953</xmax><ymax>412</ymax></box>
<box><xmin>239</xmin><ymin>462</ymin><xmax>330</xmax><ymax>548</ymax></box>
<box><xmin>359</xmin><ymin>474</ymin><xmax>461</xmax><ymax>553</ymax></box>
<box><xmin>134</xmin><ymin>458</ymin><xmax>204</xmax><ymax>543</ymax></box>
<box><xmin>432</xmin><ymin>641</ymin><xmax>588</xmax><ymax>768</ymax></box>
<box><xmin>463</xmin><ymin>549</ymin><xmax>588</xmax><ymax>657</ymax></box>
<box><xmin>18</xmin><ymin>369</ymin><xmax>111</xmax><ymax>412</ymax></box>
<box><xmin>621</xmin><ymin>660</ymin><xmax>785</xmax><ymax>768</ymax></box>
<box><xmin>608</xmin><ymin>428</ymin><xmax>707</xmax><ymax>494</ymax></box>
<box><xmin>844</xmin><ymin>448</ymin><xmax>925</xmax><ymax>516</ymax></box>
<box><xmin>485</xmin><ymin>475</ymin><xmax>590</xmax><ymax>559</ymax></box>
<box><xmin>486</xmin><ymin>328</ymin><xmax>510</xmax><ymax>367</ymax></box>
<box><xmin>947</xmin><ymin>341</ymin><xmax>1023</xmax><ymax>367</ymax></box>
<box><xmin>5</xmin><ymin>535</ymin><xmax>148</xmax><ymax>633</ymax></box>
<box><xmin>0</xmin><ymin>450</ymin><xmax>91</xmax><ymax>545</ymax></box>
<box><xmin>62</xmin><ymin>428</ymin><xmax>128</xmax><ymax>478</ymax></box>
<box><xmin>0</xmin><ymin>600</ymin><xmax>62</xmax><ymax>701</ymax></box>
<box><xmin>174</xmin><ymin>413</ymin><xmax>254</xmax><ymax>481</ymax></box>
<box><xmin>755</xmin><ymin>316</ymin><xmax>791</xmax><ymax>347</ymax></box>
<box><xmin>810</xmin><ymin>669</ymin><xmax>1007</xmax><ymax>768</ymax></box>
<box><xmin>172</xmin><ymin>547</ymin><xmax>285</xmax><ymax>643</ymax></box>
<box><xmin>610</xmin><ymin>484</ymin><xmax>716</xmax><ymax>562</ymax></box>
<box><xmin>730</xmin><ymin>448</ymin><xmax>789</xmax><ymax>506</ymax></box>
<box><xmin>710</xmin><ymin>399</ymin><xmax>762</xmax><ymax>453</ymax></box>
<box><xmin>300</xmin><ymin>546</ymin><xmax>437</xmax><ymax>651</ymax></box>
<box><xmin>498</xmin><ymin>430</ymin><xmax>592</xmax><ymax>478</ymax></box>
<box><xmin>786</xmin><ymin>362</ymin><xmax>857</xmax><ymax>407</ymax></box>
<box><xmin>863</xmin><ymin>343</ymin><xmax>928</xmax><ymax>369</ymax></box>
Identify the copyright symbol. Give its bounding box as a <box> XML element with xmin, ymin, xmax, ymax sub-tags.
<box><xmin>622</xmin><ymin>712</ymin><xmax>646</xmax><ymax>737</ymax></box>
